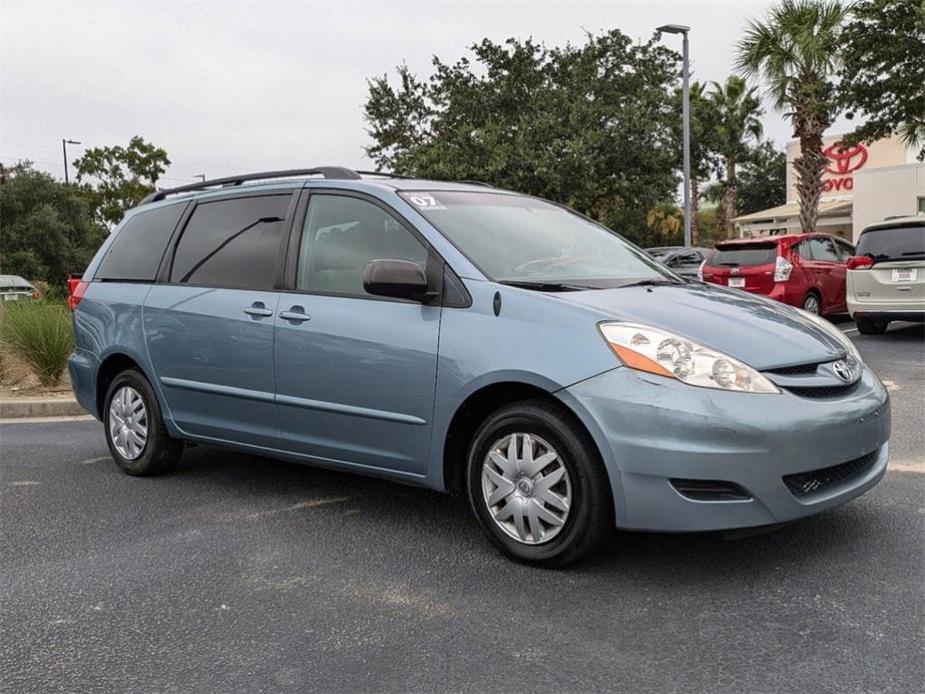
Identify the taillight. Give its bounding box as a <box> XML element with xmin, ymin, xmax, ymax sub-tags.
<box><xmin>847</xmin><ymin>255</ymin><xmax>874</xmax><ymax>270</ymax></box>
<box><xmin>774</xmin><ymin>255</ymin><xmax>792</xmax><ymax>282</ymax></box>
<box><xmin>67</xmin><ymin>275</ymin><xmax>88</xmax><ymax>311</ymax></box>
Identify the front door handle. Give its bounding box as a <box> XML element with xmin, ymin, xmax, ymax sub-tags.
<box><xmin>279</xmin><ymin>306</ymin><xmax>310</xmax><ymax>323</ymax></box>
<box><xmin>243</xmin><ymin>302</ymin><xmax>273</xmax><ymax>318</ymax></box>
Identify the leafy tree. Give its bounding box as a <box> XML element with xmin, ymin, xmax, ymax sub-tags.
<box><xmin>708</xmin><ymin>76</ymin><xmax>764</xmax><ymax>239</ymax></box>
<box><xmin>737</xmin><ymin>0</ymin><xmax>848</xmax><ymax>233</ymax></box>
<box><xmin>839</xmin><ymin>0</ymin><xmax>925</xmax><ymax>158</ymax></box>
<box><xmin>0</xmin><ymin>162</ymin><xmax>105</xmax><ymax>285</ymax></box>
<box><xmin>365</xmin><ymin>31</ymin><xmax>681</xmax><ymax>244</ymax></box>
<box><xmin>74</xmin><ymin>136</ymin><xmax>170</xmax><ymax>227</ymax></box>
<box><xmin>736</xmin><ymin>140</ymin><xmax>787</xmax><ymax>216</ymax></box>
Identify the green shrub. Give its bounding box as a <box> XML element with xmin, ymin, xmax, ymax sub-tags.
<box><xmin>0</xmin><ymin>300</ymin><xmax>74</xmax><ymax>387</ymax></box>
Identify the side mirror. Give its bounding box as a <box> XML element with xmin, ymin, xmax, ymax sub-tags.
<box><xmin>363</xmin><ymin>259</ymin><xmax>430</xmax><ymax>301</ymax></box>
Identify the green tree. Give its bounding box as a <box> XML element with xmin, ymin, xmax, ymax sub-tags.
<box><xmin>737</xmin><ymin>140</ymin><xmax>787</xmax><ymax>215</ymax></box>
<box><xmin>645</xmin><ymin>202</ymin><xmax>683</xmax><ymax>246</ymax></box>
<box><xmin>737</xmin><ymin>0</ymin><xmax>848</xmax><ymax>233</ymax></box>
<box><xmin>365</xmin><ymin>31</ymin><xmax>681</xmax><ymax>244</ymax></box>
<box><xmin>0</xmin><ymin>162</ymin><xmax>105</xmax><ymax>285</ymax></box>
<box><xmin>839</xmin><ymin>0</ymin><xmax>925</xmax><ymax>158</ymax></box>
<box><xmin>74</xmin><ymin>136</ymin><xmax>170</xmax><ymax>227</ymax></box>
<box><xmin>708</xmin><ymin>76</ymin><xmax>764</xmax><ymax>239</ymax></box>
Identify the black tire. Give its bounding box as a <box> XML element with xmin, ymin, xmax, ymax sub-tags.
<box><xmin>856</xmin><ymin>318</ymin><xmax>888</xmax><ymax>335</ymax></box>
<box><xmin>802</xmin><ymin>291</ymin><xmax>822</xmax><ymax>315</ymax></box>
<box><xmin>103</xmin><ymin>368</ymin><xmax>183</xmax><ymax>476</ymax></box>
<box><xmin>465</xmin><ymin>400</ymin><xmax>614</xmax><ymax>568</ymax></box>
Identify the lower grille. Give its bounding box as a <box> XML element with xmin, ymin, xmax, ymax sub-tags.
<box><xmin>783</xmin><ymin>450</ymin><xmax>879</xmax><ymax>498</ymax></box>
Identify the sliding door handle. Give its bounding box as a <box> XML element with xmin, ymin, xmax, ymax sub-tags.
<box><xmin>279</xmin><ymin>306</ymin><xmax>310</xmax><ymax>323</ymax></box>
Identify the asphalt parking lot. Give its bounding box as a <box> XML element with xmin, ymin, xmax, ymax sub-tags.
<box><xmin>1</xmin><ymin>322</ymin><xmax>923</xmax><ymax>694</ymax></box>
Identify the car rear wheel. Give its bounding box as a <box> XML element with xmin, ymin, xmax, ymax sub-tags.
<box><xmin>856</xmin><ymin>319</ymin><xmax>889</xmax><ymax>335</ymax></box>
<box><xmin>465</xmin><ymin>400</ymin><xmax>613</xmax><ymax>568</ymax></box>
<box><xmin>802</xmin><ymin>292</ymin><xmax>821</xmax><ymax>315</ymax></box>
<box><xmin>104</xmin><ymin>369</ymin><xmax>183</xmax><ymax>476</ymax></box>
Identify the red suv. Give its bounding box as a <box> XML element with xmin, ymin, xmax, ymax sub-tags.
<box><xmin>701</xmin><ymin>234</ymin><xmax>855</xmax><ymax>315</ymax></box>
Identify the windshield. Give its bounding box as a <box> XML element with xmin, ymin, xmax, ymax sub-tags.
<box><xmin>400</xmin><ymin>191</ymin><xmax>673</xmax><ymax>285</ymax></box>
<box><xmin>856</xmin><ymin>225</ymin><xmax>925</xmax><ymax>262</ymax></box>
<box><xmin>709</xmin><ymin>243</ymin><xmax>777</xmax><ymax>267</ymax></box>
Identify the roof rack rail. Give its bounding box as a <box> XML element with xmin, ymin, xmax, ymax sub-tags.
<box><xmin>353</xmin><ymin>169</ymin><xmax>414</xmax><ymax>179</ymax></box>
<box><xmin>140</xmin><ymin>167</ymin><xmax>362</xmax><ymax>204</ymax></box>
<box><xmin>457</xmin><ymin>179</ymin><xmax>494</xmax><ymax>188</ymax></box>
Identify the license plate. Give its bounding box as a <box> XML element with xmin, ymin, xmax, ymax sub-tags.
<box><xmin>727</xmin><ymin>277</ymin><xmax>746</xmax><ymax>288</ymax></box>
<box><xmin>3</xmin><ymin>294</ymin><xmax>16</xmax><ymax>301</ymax></box>
<box><xmin>892</xmin><ymin>268</ymin><xmax>917</xmax><ymax>282</ymax></box>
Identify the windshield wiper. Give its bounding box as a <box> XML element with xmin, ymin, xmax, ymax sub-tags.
<box><xmin>499</xmin><ymin>280</ymin><xmax>598</xmax><ymax>292</ymax></box>
<box><xmin>617</xmin><ymin>277</ymin><xmax>686</xmax><ymax>288</ymax></box>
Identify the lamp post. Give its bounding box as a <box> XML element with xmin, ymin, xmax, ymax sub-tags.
<box><xmin>62</xmin><ymin>139</ymin><xmax>81</xmax><ymax>184</ymax></box>
<box><xmin>657</xmin><ymin>24</ymin><xmax>691</xmax><ymax>247</ymax></box>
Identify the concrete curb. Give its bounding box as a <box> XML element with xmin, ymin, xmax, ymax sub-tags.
<box><xmin>0</xmin><ymin>398</ymin><xmax>87</xmax><ymax>419</ymax></box>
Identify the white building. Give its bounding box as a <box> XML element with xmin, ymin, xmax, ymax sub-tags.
<box><xmin>734</xmin><ymin>133</ymin><xmax>925</xmax><ymax>242</ymax></box>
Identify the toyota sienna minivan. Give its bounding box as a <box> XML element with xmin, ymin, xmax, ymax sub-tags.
<box><xmin>68</xmin><ymin>168</ymin><xmax>890</xmax><ymax>566</ymax></box>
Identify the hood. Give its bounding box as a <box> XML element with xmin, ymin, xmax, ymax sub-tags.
<box><xmin>554</xmin><ymin>282</ymin><xmax>845</xmax><ymax>370</ymax></box>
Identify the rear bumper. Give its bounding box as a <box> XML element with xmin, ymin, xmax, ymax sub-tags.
<box><xmin>68</xmin><ymin>348</ymin><xmax>101</xmax><ymax>419</ymax></box>
<box><xmin>848</xmin><ymin>306</ymin><xmax>925</xmax><ymax>322</ymax></box>
<box><xmin>558</xmin><ymin>366</ymin><xmax>890</xmax><ymax>532</ymax></box>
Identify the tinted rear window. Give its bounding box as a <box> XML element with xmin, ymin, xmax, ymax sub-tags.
<box><xmin>95</xmin><ymin>203</ymin><xmax>186</xmax><ymax>281</ymax></box>
<box><xmin>170</xmin><ymin>195</ymin><xmax>290</xmax><ymax>290</ymax></box>
<box><xmin>856</xmin><ymin>225</ymin><xmax>925</xmax><ymax>261</ymax></box>
<box><xmin>709</xmin><ymin>244</ymin><xmax>777</xmax><ymax>266</ymax></box>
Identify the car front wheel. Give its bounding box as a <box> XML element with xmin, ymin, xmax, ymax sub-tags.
<box><xmin>104</xmin><ymin>368</ymin><xmax>183</xmax><ymax>476</ymax></box>
<box><xmin>466</xmin><ymin>400</ymin><xmax>613</xmax><ymax>568</ymax></box>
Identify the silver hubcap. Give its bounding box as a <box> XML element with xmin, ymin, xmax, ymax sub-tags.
<box><xmin>481</xmin><ymin>433</ymin><xmax>571</xmax><ymax>545</ymax></box>
<box><xmin>108</xmin><ymin>386</ymin><xmax>148</xmax><ymax>460</ymax></box>
<box><xmin>804</xmin><ymin>296</ymin><xmax>820</xmax><ymax>314</ymax></box>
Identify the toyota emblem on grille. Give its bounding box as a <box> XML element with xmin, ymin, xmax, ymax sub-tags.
<box><xmin>832</xmin><ymin>359</ymin><xmax>853</xmax><ymax>383</ymax></box>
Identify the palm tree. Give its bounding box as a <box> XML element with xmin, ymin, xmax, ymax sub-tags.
<box><xmin>737</xmin><ymin>0</ymin><xmax>848</xmax><ymax>234</ymax></box>
<box><xmin>709</xmin><ymin>76</ymin><xmax>764</xmax><ymax>239</ymax></box>
<box><xmin>646</xmin><ymin>203</ymin><xmax>684</xmax><ymax>245</ymax></box>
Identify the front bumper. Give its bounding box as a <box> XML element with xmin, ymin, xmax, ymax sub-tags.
<box><xmin>558</xmin><ymin>366</ymin><xmax>890</xmax><ymax>532</ymax></box>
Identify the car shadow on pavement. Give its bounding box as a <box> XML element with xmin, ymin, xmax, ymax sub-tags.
<box><xmin>168</xmin><ymin>443</ymin><xmax>891</xmax><ymax>581</ymax></box>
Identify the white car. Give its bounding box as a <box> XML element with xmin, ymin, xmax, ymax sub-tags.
<box><xmin>0</xmin><ymin>275</ymin><xmax>37</xmax><ymax>302</ymax></box>
<box><xmin>847</xmin><ymin>216</ymin><xmax>925</xmax><ymax>334</ymax></box>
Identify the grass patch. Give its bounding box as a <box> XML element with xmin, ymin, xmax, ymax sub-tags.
<box><xmin>0</xmin><ymin>300</ymin><xmax>74</xmax><ymax>387</ymax></box>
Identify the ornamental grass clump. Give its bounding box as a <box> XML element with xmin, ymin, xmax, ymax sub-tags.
<box><xmin>0</xmin><ymin>300</ymin><xmax>74</xmax><ymax>387</ymax></box>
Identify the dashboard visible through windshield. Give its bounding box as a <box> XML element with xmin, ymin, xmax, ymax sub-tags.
<box><xmin>400</xmin><ymin>191</ymin><xmax>675</xmax><ymax>288</ymax></box>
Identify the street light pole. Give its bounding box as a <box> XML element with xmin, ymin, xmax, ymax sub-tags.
<box><xmin>657</xmin><ymin>24</ymin><xmax>692</xmax><ymax>247</ymax></box>
<box><xmin>62</xmin><ymin>139</ymin><xmax>81</xmax><ymax>184</ymax></box>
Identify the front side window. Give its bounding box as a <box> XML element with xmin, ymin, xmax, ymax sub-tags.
<box><xmin>96</xmin><ymin>203</ymin><xmax>186</xmax><ymax>281</ymax></box>
<box><xmin>297</xmin><ymin>195</ymin><xmax>429</xmax><ymax>297</ymax></box>
<box><xmin>170</xmin><ymin>195</ymin><xmax>290</xmax><ymax>290</ymax></box>
<box><xmin>400</xmin><ymin>191</ymin><xmax>670</xmax><ymax>286</ymax></box>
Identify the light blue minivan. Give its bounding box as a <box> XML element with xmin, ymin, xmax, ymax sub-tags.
<box><xmin>69</xmin><ymin>168</ymin><xmax>890</xmax><ymax>566</ymax></box>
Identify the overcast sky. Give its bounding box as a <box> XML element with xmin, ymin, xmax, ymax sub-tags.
<box><xmin>1</xmin><ymin>0</ymin><xmax>852</xmax><ymax>187</ymax></box>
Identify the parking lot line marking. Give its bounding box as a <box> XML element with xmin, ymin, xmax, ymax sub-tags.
<box><xmin>841</xmin><ymin>327</ymin><xmax>859</xmax><ymax>334</ymax></box>
<box><xmin>245</xmin><ymin>496</ymin><xmax>350</xmax><ymax>520</ymax></box>
<box><xmin>79</xmin><ymin>456</ymin><xmax>112</xmax><ymax>465</ymax></box>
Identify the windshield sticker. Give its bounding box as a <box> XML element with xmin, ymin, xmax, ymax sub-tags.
<box><xmin>407</xmin><ymin>193</ymin><xmax>446</xmax><ymax>211</ymax></box>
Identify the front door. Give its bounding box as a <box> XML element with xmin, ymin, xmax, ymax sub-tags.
<box><xmin>274</xmin><ymin>191</ymin><xmax>441</xmax><ymax>476</ymax></box>
<box><xmin>144</xmin><ymin>192</ymin><xmax>293</xmax><ymax>448</ymax></box>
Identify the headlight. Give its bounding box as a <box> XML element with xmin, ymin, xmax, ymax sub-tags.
<box><xmin>599</xmin><ymin>322</ymin><xmax>780</xmax><ymax>394</ymax></box>
<box><xmin>795</xmin><ymin>309</ymin><xmax>863</xmax><ymax>363</ymax></box>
